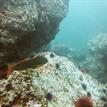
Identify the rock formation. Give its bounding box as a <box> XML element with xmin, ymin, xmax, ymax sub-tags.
<box><xmin>0</xmin><ymin>52</ymin><xmax>107</xmax><ymax>107</ymax></box>
<box><xmin>0</xmin><ymin>0</ymin><xmax>69</xmax><ymax>64</ymax></box>
<box><xmin>83</xmin><ymin>33</ymin><xmax>107</xmax><ymax>83</ymax></box>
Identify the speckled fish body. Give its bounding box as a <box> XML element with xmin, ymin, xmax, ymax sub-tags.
<box><xmin>13</xmin><ymin>55</ymin><xmax>48</xmax><ymax>70</ymax></box>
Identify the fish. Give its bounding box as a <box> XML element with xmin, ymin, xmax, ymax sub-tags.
<box><xmin>0</xmin><ymin>55</ymin><xmax>48</xmax><ymax>79</ymax></box>
<box><xmin>13</xmin><ymin>55</ymin><xmax>48</xmax><ymax>70</ymax></box>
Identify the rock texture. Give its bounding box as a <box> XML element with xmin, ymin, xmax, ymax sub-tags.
<box><xmin>0</xmin><ymin>0</ymin><xmax>69</xmax><ymax>64</ymax></box>
<box><xmin>86</xmin><ymin>33</ymin><xmax>107</xmax><ymax>83</ymax></box>
<box><xmin>88</xmin><ymin>33</ymin><xmax>107</xmax><ymax>55</ymax></box>
<box><xmin>0</xmin><ymin>52</ymin><xmax>107</xmax><ymax>107</ymax></box>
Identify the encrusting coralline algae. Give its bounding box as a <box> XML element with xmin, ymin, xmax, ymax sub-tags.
<box><xmin>0</xmin><ymin>52</ymin><xmax>107</xmax><ymax>107</ymax></box>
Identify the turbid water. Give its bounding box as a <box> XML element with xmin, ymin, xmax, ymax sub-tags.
<box><xmin>54</xmin><ymin>0</ymin><xmax>107</xmax><ymax>52</ymax></box>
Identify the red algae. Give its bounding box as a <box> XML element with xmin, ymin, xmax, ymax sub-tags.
<box><xmin>75</xmin><ymin>96</ymin><xmax>93</xmax><ymax>107</ymax></box>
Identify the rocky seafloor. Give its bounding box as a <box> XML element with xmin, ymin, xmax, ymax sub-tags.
<box><xmin>0</xmin><ymin>52</ymin><xmax>107</xmax><ymax>107</ymax></box>
<box><xmin>83</xmin><ymin>33</ymin><xmax>107</xmax><ymax>83</ymax></box>
<box><xmin>51</xmin><ymin>33</ymin><xmax>107</xmax><ymax>84</ymax></box>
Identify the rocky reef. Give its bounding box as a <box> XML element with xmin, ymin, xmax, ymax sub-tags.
<box><xmin>88</xmin><ymin>33</ymin><xmax>107</xmax><ymax>55</ymax></box>
<box><xmin>0</xmin><ymin>52</ymin><xmax>107</xmax><ymax>107</ymax></box>
<box><xmin>0</xmin><ymin>0</ymin><xmax>69</xmax><ymax>64</ymax></box>
<box><xmin>50</xmin><ymin>33</ymin><xmax>107</xmax><ymax>83</ymax></box>
<box><xmin>86</xmin><ymin>33</ymin><xmax>107</xmax><ymax>83</ymax></box>
<box><xmin>50</xmin><ymin>44</ymin><xmax>73</xmax><ymax>58</ymax></box>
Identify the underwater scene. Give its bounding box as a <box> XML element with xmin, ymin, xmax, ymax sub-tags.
<box><xmin>0</xmin><ymin>0</ymin><xmax>107</xmax><ymax>107</ymax></box>
<box><xmin>54</xmin><ymin>0</ymin><xmax>107</xmax><ymax>82</ymax></box>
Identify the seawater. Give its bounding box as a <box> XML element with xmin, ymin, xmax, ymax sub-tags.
<box><xmin>54</xmin><ymin>0</ymin><xmax>107</xmax><ymax>53</ymax></box>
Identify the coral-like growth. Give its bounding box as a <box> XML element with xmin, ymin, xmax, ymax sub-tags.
<box><xmin>75</xmin><ymin>96</ymin><xmax>93</xmax><ymax>107</ymax></box>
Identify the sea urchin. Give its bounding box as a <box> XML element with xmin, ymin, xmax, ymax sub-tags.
<box><xmin>75</xmin><ymin>96</ymin><xmax>93</xmax><ymax>107</ymax></box>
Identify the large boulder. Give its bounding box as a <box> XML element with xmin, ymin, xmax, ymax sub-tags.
<box><xmin>0</xmin><ymin>0</ymin><xmax>69</xmax><ymax>64</ymax></box>
<box><xmin>0</xmin><ymin>52</ymin><xmax>107</xmax><ymax>107</ymax></box>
